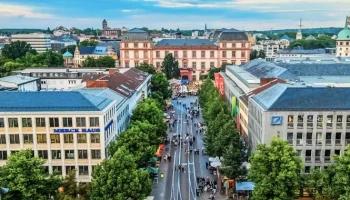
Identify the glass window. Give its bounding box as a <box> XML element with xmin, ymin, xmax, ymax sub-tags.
<box><xmin>50</xmin><ymin>134</ymin><xmax>60</xmax><ymax>143</ymax></box>
<box><xmin>316</xmin><ymin>132</ymin><xmax>322</xmax><ymax>145</ymax></box>
<box><xmin>9</xmin><ymin>134</ymin><xmax>20</xmax><ymax>144</ymax></box>
<box><xmin>337</xmin><ymin>115</ymin><xmax>343</xmax><ymax>123</ymax></box>
<box><xmin>287</xmin><ymin>115</ymin><xmax>294</xmax><ymax>128</ymax></box>
<box><xmin>63</xmin><ymin>118</ymin><xmax>72</xmax><ymax>127</ymax></box>
<box><xmin>51</xmin><ymin>150</ymin><xmax>61</xmax><ymax>159</ymax></box>
<box><xmin>89</xmin><ymin>117</ymin><xmax>99</xmax><ymax>127</ymax></box>
<box><xmin>287</xmin><ymin>132</ymin><xmax>293</xmax><ymax>144</ymax></box>
<box><xmin>38</xmin><ymin>150</ymin><xmax>48</xmax><ymax>159</ymax></box>
<box><xmin>91</xmin><ymin>134</ymin><xmax>100</xmax><ymax>143</ymax></box>
<box><xmin>37</xmin><ymin>134</ymin><xmax>47</xmax><ymax>144</ymax></box>
<box><xmin>0</xmin><ymin>151</ymin><xmax>7</xmax><ymax>160</ymax></box>
<box><xmin>64</xmin><ymin>134</ymin><xmax>74</xmax><ymax>143</ymax></box>
<box><xmin>49</xmin><ymin>118</ymin><xmax>59</xmax><ymax>127</ymax></box>
<box><xmin>183</xmin><ymin>51</ymin><xmax>187</xmax><ymax>58</ymax></box>
<box><xmin>306</xmin><ymin>132</ymin><xmax>312</xmax><ymax>145</ymax></box>
<box><xmin>8</xmin><ymin>118</ymin><xmax>18</xmax><ymax>128</ymax></box>
<box><xmin>66</xmin><ymin>166</ymin><xmax>75</xmax><ymax>174</ymax></box>
<box><xmin>23</xmin><ymin>134</ymin><xmax>33</xmax><ymax>144</ymax></box>
<box><xmin>201</xmin><ymin>51</ymin><xmax>205</xmax><ymax>58</ymax></box>
<box><xmin>305</xmin><ymin>166</ymin><xmax>311</xmax><ymax>173</ymax></box>
<box><xmin>296</xmin><ymin>132</ymin><xmax>303</xmax><ymax>145</ymax></box>
<box><xmin>65</xmin><ymin>150</ymin><xmax>75</xmax><ymax>159</ymax></box>
<box><xmin>52</xmin><ymin>166</ymin><xmax>62</xmax><ymax>175</ymax></box>
<box><xmin>0</xmin><ymin>135</ymin><xmax>6</xmax><ymax>144</ymax></box>
<box><xmin>192</xmin><ymin>51</ymin><xmax>196</xmax><ymax>58</ymax></box>
<box><xmin>222</xmin><ymin>51</ymin><xmax>226</xmax><ymax>58</ymax></box>
<box><xmin>76</xmin><ymin>117</ymin><xmax>86</xmax><ymax>127</ymax></box>
<box><xmin>36</xmin><ymin>118</ymin><xmax>46</xmax><ymax>127</ymax></box>
<box><xmin>22</xmin><ymin>118</ymin><xmax>32</xmax><ymax>127</ymax></box>
<box><xmin>78</xmin><ymin>150</ymin><xmax>88</xmax><ymax>159</ymax></box>
<box><xmin>156</xmin><ymin>51</ymin><xmax>160</xmax><ymax>58</ymax></box>
<box><xmin>91</xmin><ymin>150</ymin><xmax>101</xmax><ymax>159</ymax></box>
<box><xmin>0</xmin><ymin>118</ymin><xmax>4</xmax><ymax>127</ymax></box>
<box><xmin>210</xmin><ymin>51</ymin><xmax>214</xmax><ymax>58</ymax></box>
<box><xmin>317</xmin><ymin>115</ymin><xmax>323</xmax><ymax>129</ymax></box>
<box><xmin>79</xmin><ymin>166</ymin><xmax>89</xmax><ymax>175</ymax></box>
<box><xmin>336</xmin><ymin>132</ymin><xmax>342</xmax><ymax>145</ymax></box>
<box><xmin>77</xmin><ymin>134</ymin><xmax>87</xmax><ymax>143</ymax></box>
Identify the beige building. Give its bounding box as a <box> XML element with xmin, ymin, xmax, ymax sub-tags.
<box><xmin>73</xmin><ymin>45</ymin><xmax>117</xmax><ymax>68</ymax></box>
<box><xmin>336</xmin><ymin>17</ymin><xmax>350</xmax><ymax>58</ymax></box>
<box><xmin>120</xmin><ymin>29</ymin><xmax>251</xmax><ymax>81</ymax></box>
<box><xmin>0</xmin><ymin>90</ymin><xmax>120</xmax><ymax>182</ymax></box>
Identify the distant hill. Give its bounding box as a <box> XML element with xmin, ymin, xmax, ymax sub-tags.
<box><xmin>255</xmin><ymin>27</ymin><xmax>342</xmax><ymax>36</ymax></box>
<box><xmin>0</xmin><ymin>29</ymin><xmax>47</xmax><ymax>36</ymax></box>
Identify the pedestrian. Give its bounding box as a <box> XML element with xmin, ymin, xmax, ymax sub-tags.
<box><xmin>205</xmin><ymin>162</ymin><xmax>208</xmax><ymax>169</ymax></box>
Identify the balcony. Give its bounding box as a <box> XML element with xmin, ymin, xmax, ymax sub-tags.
<box><xmin>305</xmin><ymin>156</ymin><xmax>311</xmax><ymax>163</ymax></box>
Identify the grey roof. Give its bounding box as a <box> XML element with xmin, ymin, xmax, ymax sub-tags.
<box><xmin>252</xmin><ymin>84</ymin><xmax>350</xmax><ymax>111</ymax></box>
<box><xmin>123</xmin><ymin>28</ymin><xmax>149</xmax><ymax>41</ymax></box>
<box><xmin>0</xmin><ymin>75</ymin><xmax>39</xmax><ymax>85</ymax></box>
<box><xmin>278</xmin><ymin>48</ymin><xmax>326</xmax><ymax>54</ymax></box>
<box><xmin>217</xmin><ymin>30</ymin><xmax>249</xmax><ymax>41</ymax></box>
<box><xmin>79</xmin><ymin>47</ymin><xmax>95</xmax><ymax>54</ymax></box>
<box><xmin>78</xmin><ymin>88</ymin><xmax>126</xmax><ymax>108</ymax></box>
<box><xmin>0</xmin><ymin>91</ymin><xmax>113</xmax><ymax>112</ymax></box>
<box><xmin>278</xmin><ymin>63</ymin><xmax>350</xmax><ymax>76</ymax></box>
<box><xmin>241</xmin><ymin>59</ymin><xmax>298</xmax><ymax>80</ymax></box>
<box><xmin>155</xmin><ymin>39</ymin><xmax>215</xmax><ymax>47</ymax></box>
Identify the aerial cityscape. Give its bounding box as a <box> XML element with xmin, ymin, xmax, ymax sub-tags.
<box><xmin>1</xmin><ymin>0</ymin><xmax>350</xmax><ymax>200</ymax></box>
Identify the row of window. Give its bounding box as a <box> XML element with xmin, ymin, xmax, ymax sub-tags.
<box><xmin>0</xmin><ymin>133</ymin><xmax>100</xmax><ymax>144</ymax></box>
<box><xmin>123</xmin><ymin>42</ymin><xmax>250</xmax><ymax>49</ymax></box>
<box><xmin>53</xmin><ymin>165</ymin><xmax>91</xmax><ymax>176</ymax></box>
<box><xmin>0</xmin><ymin>149</ymin><xmax>101</xmax><ymax>160</ymax></box>
<box><xmin>337</xmin><ymin>41</ymin><xmax>350</xmax><ymax>46</ymax></box>
<box><xmin>287</xmin><ymin>132</ymin><xmax>350</xmax><ymax>146</ymax></box>
<box><xmin>124</xmin><ymin>42</ymin><xmax>149</xmax><ymax>48</ymax></box>
<box><xmin>287</xmin><ymin>114</ymin><xmax>350</xmax><ymax>129</ymax></box>
<box><xmin>0</xmin><ymin>117</ymin><xmax>99</xmax><ymax>128</ymax></box>
<box><xmin>296</xmin><ymin>149</ymin><xmax>341</xmax><ymax>165</ymax></box>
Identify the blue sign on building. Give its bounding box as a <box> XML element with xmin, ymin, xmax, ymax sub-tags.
<box><xmin>53</xmin><ymin>128</ymin><xmax>100</xmax><ymax>133</ymax></box>
<box><xmin>271</xmin><ymin>116</ymin><xmax>283</xmax><ymax>125</ymax></box>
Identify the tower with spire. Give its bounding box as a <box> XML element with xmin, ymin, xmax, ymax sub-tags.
<box><xmin>102</xmin><ymin>19</ymin><xmax>108</xmax><ymax>30</ymax></box>
<box><xmin>296</xmin><ymin>19</ymin><xmax>303</xmax><ymax>40</ymax></box>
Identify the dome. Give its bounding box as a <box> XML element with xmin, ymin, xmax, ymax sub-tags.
<box><xmin>63</xmin><ymin>51</ymin><xmax>73</xmax><ymax>58</ymax></box>
<box><xmin>337</xmin><ymin>27</ymin><xmax>350</xmax><ymax>41</ymax></box>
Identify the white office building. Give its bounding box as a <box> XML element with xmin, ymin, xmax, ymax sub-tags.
<box><xmin>11</xmin><ymin>33</ymin><xmax>51</xmax><ymax>53</ymax></box>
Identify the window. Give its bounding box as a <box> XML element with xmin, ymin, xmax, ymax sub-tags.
<box><xmin>156</xmin><ymin>62</ymin><xmax>161</xmax><ymax>68</ymax></box>
<box><xmin>134</xmin><ymin>42</ymin><xmax>138</xmax><ymax>48</ymax></box>
<box><xmin>315</xmin><ymin>150</ymin><xmax>321</xmax><ymax>162</ymax></box>
<box><xmin>0</xmin><ymin>135</ymin><xmax>6</xmax><ymax>144</ymax></box>
<box><xmin>23</xmin><ymin>134</ymin><xmax>33</xmax><ymax>144</ymax></box>
<box><xmin>143</xmin><ymin>43</ymin><xmax>148</xmax><ymax>48</ymax></box>
<box><xmin>174</xmin><ymin>51</ymin><xmax>178</xmax><ymax>58</ymax></box>
<box><xmin>51</xmin><ymin>150</ymin><xmax>61</xmax><ymax>159</ymax></box>
<box><xmin>36</xmin><ymin>118</ymin><xmax>46</xmax><ymax>127</ymax></box>
<box><xmin>125</xmin><ymin>61</ymin><xmax>130</xmax><ymax>68</ymax></box>
<box><xmin>64</xmin><ymin>134</ymin><xmax>74</xmax><ymax>143</ymax></box>
<box><xmin>231</xmin><ymin>51</ymin><xmax>236</xmax><ymax>57</ymax></box>
<box><xmin>49</xmin><ymin>118</ymin><xmax>59</xmax><ymax>127</ymax></box>
<box><xmin>210</xmin><ymin>62</ymin><xmax>215</xmax><ymax>68</ymax></box>
<box><xmin>66</xmin><ymin>166</ymin><xmax>76</xmax><ymax>174</ymax></box>
<box><xmin>38</xmin><ymin>150</ymin><xmax>48</xmax><ymax>159</ymax></box>
<box><xmin>78</xmin><ymin>150</ymin><xmax>88</xmax><ymax>159</ymax></box>
<box><xmin>8</xmin><ymin>118</ymin><xmax>18</xmax><ymax>128</ymax></box>
<box><xmin>143</xmin><ymin>50</ymin><xmax>148</xmax><ymax>58</ymax></box>
<box><xmin>241</xmin><ymin>51</ymin><xmax>246</xmax><ymax>58</ymax></box>
<box><xmin>210</xmin><ymin>51</ymin><xmax>214</xmax><ymax>58</ymax></box>
<box><xmin>307</xmin><ymin>115</ymin><xmax>313</xmax><ymax>128</ymax></box>
<box><xmin>52</xmin><ymin>166</ymin><xmax>62</xmax><ymax>175</ymax></box>
<box><xmin>192</xmin><ymin>62</ymin><xmax>197</xmax><ymax>70</ymax></box>
<box><xmin>50</xmin><ymin>134</ymin><xmax>60</xmax><ymax>143</ymax></box>
<box><xmin>76</xmin><ymin>117</ymin><xmax>86</xmax><ymax>127</ymax></box>
<box><xmin>297</xmin><ymin>115</ymin><xmax>304</xmax><ymax>129</ymax></box>
<box><xmin>305</xmin><ymin>150</ymin><xmax>311</xmax><ymax>162</ymax></box>
<box><xmin>287</xmin><ymin>115</ymin><xmax>294</xmax><ymax>129</ymax></box>
<box><xmin>79</xmin><ymin>166</ymin><xmax>89</xmax><ymax>175</ymax></box>
<box><xmin>336</xmin><ymin>132</ymin><xmax>342</xmax><ymax>145</ymax></box>
<box><xmin>9</xmin><ymin>134</ymin><xmax>20</xmax><ymax>144</ymax></box>
<box><xmin>89</xmin><ymin>117</ymin><xmax>99</xmax><ymax>127</ymax></box>
<box><xmin>305</xmin><ymin>166</ymin><xmax>311</xmax><ymax>173</ymax></box>
<box><xmin>335</xmin><ymin>149</ymin><xmax>340</xmax><ymax>156</ymax></box>
<box><xmin>316</xmin><ymin>132</ymin><xmax>322</xmax><ymax>145</ymax></box>
<box><xmin>77</xmin><ymin>134</ymin><xmax>87</xmax><ymax>143</ymax></box>
<box><xmin>201</xmin><ymin>62</ymin><xmax>205</xmax><ymax>70</ymax></box>
<box><xmin>337</xmin><ymin>115</ymin><xmax>343</xmax><ymax>129</ymax></box>
<box><xmin>201</xmin><ymin>51</ymin><xmax>205</xmax><ymax>58</ymax></box>
<box><xmin>192</xmin><ymin>51</ymin><xmax>196</xmax><ymax>58</ymax></box>
<box><xmin>326</xmin><ymin>132</ymin><xmax>332</xmax><ymax>145</ymax></box>
<box><xmin>296</xmin><ymin>132</ymin><xmax>303</xmax><ymax>145</ymax></box>
<box><xmin>22</xmin><ymin>118</ymin><xmax>32</xmax><ymax>127</ymax></box>
<box><xmin>91</xmin><ymin>134</ymin><xmax>100</xmax><ymax>143</ymax></box>
<box><xmin>222</xmin><ymin>43</ymin><xmax>226</xmax><ymax>48</ymax></box>
<box><xmin>317</xmin><ymin>115</ymin><xmax>323</xmax><ymax>129</ymax></box>
<box><xmin>65</xmin><ymin>150</ymin><xmax>74</xmax><ymax>159</ymax></box>
<box><xmin>325</xmin><ymin>150</ymin><xmax>331</xmax><ymax>162</ymax></box>
<box><xmin>183</xmin><ymin>51</ymin><xmax>187</xmax><ymax>58</ymax></box>
<box><xmin>287</xmin><ymin>132</ymin><xmax>293</xmax><ymax>144</ymax></box>
<box><xmin>63</xmin><ymin>118</ymin><xmax>72</xmax><ymax>127</ymax></box>
<box><xmin>0</xmin><ymin>118</ymin><xmax>4</xmax><ymax>127</ymax></box>
<box><xmin>91</xmin><ymin>150</ymin><xmax>101</xmax><ymax>159</ymax></box>
<box><xmin>306</xmin><ymin>132</ymin><xmax>312</xmax><ymax>145</ymax></box>
<box><xmin>326</xmin><ymin>115</ymin><xmax>333</xmax><ymax>129</ymax></box>
<box><xmin>346</xmin><ymin>132</ymin><xmax>350</xmax><ymax>145</ymax></box>
<box><xmin>0</xmin><ymin>151</ymin><xmax>7</xmax><ymax>160</ymax></box>
<box><xmin>135</xmin><ymin>50</ymin><xmax>139</xmax><ymax>59</ymax></box>
<box><xmin>37</xmin><ymin>134</ymin><xmax>47</xmax><ymax>144</ymax></box>
<box><xmin>156</xmin><ymin>51</ymin><xmax>160</xmax><ymax>58</ymax></box>
<box><xmin>222</xmin><ymin>51</ymin><xmax>226</xmax><ymax>58</ymax></box>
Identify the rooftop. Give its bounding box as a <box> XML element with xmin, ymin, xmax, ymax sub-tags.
<box><xmin>0</xmin><ymin>75</ymin><xmax>39</xmax><ymax>85</ymax></box>
<box><xmin>252</xmin><ymin>84</ymin><xmax>350</xmax><ymax>111</ymax></box>
<box><xmin>0</xmin><ymin>91</ymin><xmax>113</xmax><ymax>112</ymax></box>
<box><xmin>278</xmin><ymin>48</ymin><xmax>326</xmax><ymax>54</ymax></box>
<box><xmin>155</xmin><ymin>39</ymin><xmax>215</xmax><ymax>48</ymax></box>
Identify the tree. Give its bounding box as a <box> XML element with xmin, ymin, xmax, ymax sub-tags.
<box><xmin>250</xmin><ymin>50</ymin><xmax>266</xmax><ymax>60</ymax></box>
<box><xmin>96</xmin><ymin>56</ymin><xmax>115</xmax><ymax>68</ymax></box>
<box><xmin>248</xmin><ymin>138</ymin><xmax>302</xmax><ymax>200</ymax></box>
<box><xmin>82</xmin><ymin>57</ymin><xmax>97</xmax><ymax>68</ymax></box>
<box><xmin>306</xmin><ymin>168</ymin><xmax>337</xmax><ymax>200</ymax></box>
<box><xmin>56</xmin><ymin>170</ymin><xmax>90</xmax><ymax>200</ymax></box>
<box><xmin>79</xmin><ymin>40</ymin><xmax>98</xmax><ymax>47</ymax></box>
<box><xmin>150</xmin><ymin>73</ymin><xmax>172</xmax><ymax>102</ymax></box>
<box><xmin>60</xmin><ymin>45</ymin><xmax>76</xmax><ymax>55</ymax></box>
<box><xmin>0</xmin><ymin>150</ymin><xmax>61</xmax><ymax>200</ymax></box>
<box><xmin>90</xmin><ymin>147</ymin><xmax>152</xmax><ymax>200</ymax></box>
<box><xmin>136</xmin><ymin>63</ymin><xmax>156</xmax><ymax>74</ymax></box>
<box><xmin>208</xmin><ymin>67</ymin><xmax>221</xmax><ymax>80</ymax></box>
<box><xmin>221</xmin><ymin>139</ymin><xmax>247</xmax><ymax>179</ymax></box>
<box><xmin>161</xmin><ymin>53</ymin><xmax>180</xmax><ymax>79</ymax></box>
<box><xmin>1</xmin><ymin>41</ymin><xmax>35</xmax><ymax>60</ymax></box>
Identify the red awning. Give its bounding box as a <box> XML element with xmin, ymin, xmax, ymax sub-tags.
<box><xmin>155</xmin><ymin>144</ymin><xmax>165</xmax><ymax>157</ymax></box>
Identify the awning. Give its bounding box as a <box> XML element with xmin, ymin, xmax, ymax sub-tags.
<box><xmin>236</xmin><ymin>182</ymin><xmax>255</xmax><ymax>191</ymax></box>
<box><xmin>147</xmin><ymin>167</ymin><xmax>159</xmax><ymax>174</ymax></box>
<box><xmin>155</xmin><ymin>144</ymin><xmax>165</xmax><ymax>157</ymax></box>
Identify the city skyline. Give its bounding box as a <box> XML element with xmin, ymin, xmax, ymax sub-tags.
<box><xmin>0</xmin><ymin>0</ymin><xmax>350</xmax><ymax>30</ymax></box>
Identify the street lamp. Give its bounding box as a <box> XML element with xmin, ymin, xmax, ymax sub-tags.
<box><xmin>0</xmin><ymin>187</ymin><xmax>9</xmax><ymax>200</ymax></box>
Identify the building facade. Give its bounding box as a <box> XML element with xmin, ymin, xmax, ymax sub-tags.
<box><xmin>73</xmin><ymin>45</ymin><xmax>117</xmax><ymax>68</ymax></box>
<box><xmin>0</xmin><ymin>75</ymin><xmax>40</xmax><ymax>91</ymax></box>
<box><xmin>0</xmin><ymin>91</ymin><xmax>119</xmax><ymax>182</ymax></box>
<box><xmin>120</xmin><ymin>29</ymin><xmax>251</xmax><ymax>81</ymax></box>
<box><xmin>11</xmin><ymin>33</ymin><xmax>51</xmax><ymax>53</ymax></box>
<box><xmin>336</xmin><ymin>17</ymin><xmax>350</xmax><ymax>58</ymax></box>
<box><xmin>248</xmin><ymin>84</ymin><xmax>350</xmax><ymax>173</ymax></box>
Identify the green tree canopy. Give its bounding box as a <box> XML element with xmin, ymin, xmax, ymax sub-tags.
<box><xmin>150</xmin><ymin>73</ymin><xmax>172</xmax><ymax>102</ymax></box>
<box><xmin>289</xmin><ymin>35</ymin><xmax>335</xmax><ymax>49</ymax></box>
<box><xmin>0</xmin><ymin>150</ymin><xmax>61</xmax><ymax>200</ymax></box>
<box><xmin>248</xmin><ymin>138</ymin><xmax>302</xmax><ymax>200</ymax></box>
<box><xmin>82</xmin><ymin>56</ymin><xmax>115</xmax><ymax>68</ymax></box>
<box><xmin>79</xmin><ymin>40</ymin><xmax>98</xmax><ymax>47</ymax></box>
<box><xmin>136</xmin><ymin>63</ymin><xmax>156</xmax><ymax>74</ymax></box>
<box><xmin>1</xmin><ymin>41</ymin><xmax>36</xmax><ymax>60</ymax></box>
<box><xmin>161</xmin><ymin>53</ymin><xmax>180</xmax><ymax>79</ymax></box>
<box><xmin>56</xmin><ymin>170</ymin><xmax>90</xmax><ymax>200</ymax></box>
<box><xmin>60</xmin><ymin>45</ymin><xmax>76</xmax><ymax>55</ymax></box>
<box><xmin>90</xmin><ymin>147</ymin><xmax>152</xmax><ymax>200</ymax></box>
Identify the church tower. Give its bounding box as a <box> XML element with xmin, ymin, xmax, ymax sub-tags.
<box><xmin>102</xmin><ymin>19</ymin><xmax>108</xmax><ymax>30</ymax></box>
<box><xmin>296</xmin><ymin>19</ymin><xmax>303</xmax><ymax>40</ymax></box>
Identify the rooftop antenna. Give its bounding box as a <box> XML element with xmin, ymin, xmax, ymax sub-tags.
<box><xmin>299</xmin><ymin>18</ymin><xmax>303</xmax><ymax>31</ymax></box>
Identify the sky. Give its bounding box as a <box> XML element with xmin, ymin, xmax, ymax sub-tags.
<box><xmin>0</xmin><ymin>0</ymin><xmax>350</xmax><ymax>30</ymax></box>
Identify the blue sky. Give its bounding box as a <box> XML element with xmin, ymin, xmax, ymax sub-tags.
<box><xmin>0</xmin><ymin>0</ymin><xmax>349</xmax><ymax>30</ymax></box>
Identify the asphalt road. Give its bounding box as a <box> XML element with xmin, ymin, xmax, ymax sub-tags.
<box><xmin>151</xmin><ymin>95</ymin><xmax>217</xmax><ymax>200</ymax></box>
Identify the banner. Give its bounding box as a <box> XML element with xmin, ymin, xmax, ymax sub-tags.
<box><xmin>231</xmin><ymin>96</ymin><xmax>238</xmax><ymax>117</ymax></box>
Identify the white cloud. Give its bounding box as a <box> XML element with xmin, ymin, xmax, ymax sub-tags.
<box><xmin>0</xmin><ymin>3</ymin><xmax>54</xmax><ymax>19</ymax></box>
